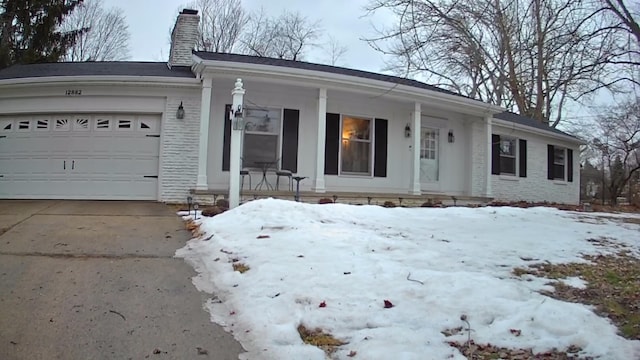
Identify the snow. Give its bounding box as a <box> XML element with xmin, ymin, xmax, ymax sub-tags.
<box><xmin>175</xmin><ymin>199</ymin><xmax>640</xmax><ymax>360</ymax></box>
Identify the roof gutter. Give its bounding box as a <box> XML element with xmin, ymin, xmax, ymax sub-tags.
<box><xmin>192</xmin><ymin>55</ymin><xmax>505</xmax><ymax>116</ymax></box>
<box><xmin>0</xmin><ymin>75</ymin><xmax>200</xmax><ymax>88</ymax></box>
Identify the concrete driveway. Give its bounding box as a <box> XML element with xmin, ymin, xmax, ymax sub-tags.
<box><xmin>0</xmin><ymin>200</ymin><xmax>244</xmax><ymax>360</ymax></box>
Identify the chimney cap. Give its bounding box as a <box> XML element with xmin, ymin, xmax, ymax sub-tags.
<box><xmin>180</xmin><ymin>9</ymin><xmax>198</xmax><ymax>15</ymax></box>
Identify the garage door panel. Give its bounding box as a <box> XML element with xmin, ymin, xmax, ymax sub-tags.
<box><xmin>0</xmin><ymin>114</ymin><xmax>160</xmax><ymax>200</ymax></box>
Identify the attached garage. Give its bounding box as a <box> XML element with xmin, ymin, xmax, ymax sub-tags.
<box><xmin>0</xmin><ymin>113</ymin><xmax>161</xmax><ymax>200</ymax></box>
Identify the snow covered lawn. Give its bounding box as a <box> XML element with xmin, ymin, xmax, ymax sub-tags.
<box><xmin>176</xmin><ymin>199</ymin><xmax>640</xmax><ymax>360</ymax></box>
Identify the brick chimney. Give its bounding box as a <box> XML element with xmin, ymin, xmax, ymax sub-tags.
<box><xmin>168</xmin><ymin>9</ymin><xmax>199</xmax><ymax>68</ymax></box>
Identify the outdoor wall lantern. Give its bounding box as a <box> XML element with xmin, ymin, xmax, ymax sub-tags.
<box><xmin>448</xmin><ymin>129</ymin><xmax>455</xmax><ymax>143</ymax></box>
<box><xmin>176</xmin><ymin>102</ymin><xmax>185</xmax><ymax>120</ymax></box>
<box><xmin>232</xmin><ymin>104</ymin><xmax>244</xmax><ymax>130</ymax></box>
<box><xmin>404</xmin><ymin>123</ymin><xmax>411</xmax><ymax>138</ymax></box>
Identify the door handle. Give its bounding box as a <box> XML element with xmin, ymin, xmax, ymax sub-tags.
<box><xmin>72</xmin><ymin>160</ymin><xmax>75</xmax><ymax>170</ymax></box>
<box><xmin>63</xmin><ymin>160</ymin><xmax>66</xmax><ymax>170</ymax></box>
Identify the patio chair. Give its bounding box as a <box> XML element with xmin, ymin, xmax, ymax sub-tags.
<box><xmin>275</xmin><ymin>168</ymin><xmax>293</xmax><ymax>191</ymax></box>
<box><xmin>240</xmin><ymin>158</ymin><xmax>251</xmax><ymax>190</ymax></box>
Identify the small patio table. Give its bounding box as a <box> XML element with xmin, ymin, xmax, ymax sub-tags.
<box><xmin>253</xmin><ymin>160</ymin><xmax>277</xmax><ymax>190</ymax></box>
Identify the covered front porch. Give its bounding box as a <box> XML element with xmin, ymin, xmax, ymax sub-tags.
<box><xmin>189</xmin><ymin>56</ymin><xmax>502</xmax><ymax>207</ymax></box>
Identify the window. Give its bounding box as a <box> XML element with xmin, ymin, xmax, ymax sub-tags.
<box><xmin>95</xmin><ymin>117</ymin><xmax>112</xmax><ymax>130</ymax></box>
<box><xmin>17</xmin><ymin>120</ymin><xmax>30</xmax><ymax>131</ymax></box>
<box><xmin>492</xmin><ymin>134</ymin><xmax>527</xmax><ymax>177</ymax></box>
<box><xmin>547</xmin><ymin>145</ymin><xmax>573</xmax><ymax>182</ymax></box>
<box><xmin>421</xmin><ymin>129</ymin><xmax>438</xmax><ymax>160</ymax></box>
<box><xmin>341</xmin><ymin>116</ymin><xmax>371</xmax><ymax>175</ymax></box>
<box><xmin>499</xmin><ymin>137</ymin><xmax>517</xmax><ymax>175</ymax></box>
<box><xmin>74</xmin><ymin>117</ymin><xmax>90</xmax><ymax>131</ymax></box>
<box><xmin>118</xmin><ymin>119</ymin><xmax>132</xmax><ymax>129</ymax></box>
<box><xmin>35</xmin><ymin>119</ymin><xmax>49</xmax><ymax>130</ymax></box>
<box><xmin>553</xmin><ymin>147</ymin><xmax>566</xmax><ymax>180</ymax></box>
<box><xmin>242</xmin><ymin>107</ymin><xmax>281</xmax><ymax>165</ymax></box>
<box><xmin>54</xmin><ymin>117</ymin><xmax>70</xmax><ymax>131</ymax></box>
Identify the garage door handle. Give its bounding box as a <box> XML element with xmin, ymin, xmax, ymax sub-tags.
<box><xmin>63</xmin><ymin>160</ymin><xmax>66</xmax><ymax>170</ymax></box>
<box><xmin>144</xmin><ymin>175</ymin><xmax>158</xmax><ymax>178</ymax></box>
<box><xmin>72</xmin><ymin>160</ymin><xmax>75</xmax><ymax>170</ymax></box>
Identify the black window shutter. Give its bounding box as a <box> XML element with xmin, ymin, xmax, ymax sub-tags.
<box><xmin>491</xmin><ymin>134</ymin><xmax>500</xmax><ymax>175</ymax></box>
<box><xmin>222</xmin><ymin>104</ymin><xmax>231</xmax><ymax>171</ymax></box>
<box><xmin>374</xmin><ymin>118</ymin><xmax>388</xmax><ymax>177</ymax></box>
<box><xmin>519</xmin><ymin>139</ymin><xmax>527</xmax><ymax>178</ymax></box>
<box><xmin>281</xmin><ymin>109</ymin><xmax>300</xmax><ymax>173</ymax></box>
<box><xmin>324</xmin><ymin>113</ymin><xmax>340</xmax><ymax>175</ymax></box>
<box><xmin>547</xmin><ymin>145</ymin><xmax>554</xmax><ymax>180</ymax></box>
<box><xmin>567</xmin><ymin>148</ymin><xmax>574</xmax><ymax>182</ymax></box>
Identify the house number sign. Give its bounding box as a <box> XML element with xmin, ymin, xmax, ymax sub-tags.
<box><xmin>65</xmin><ymin>89</ymin><xmax>82</xmax><ymax>96</ymax></box>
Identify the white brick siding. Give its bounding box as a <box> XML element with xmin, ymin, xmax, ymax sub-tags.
<box><xmin>491</xmin><ymin>125</ymin><xmax>580</xmax><ymax>205</ymax></box>
<box><xmin>469</xmin><ymin>119</ymin><xmax>488</xmax><ymax>197</ymax></box>
<box><xmin>168</xmin><ymin>10</ymin><xmax>199</xmax><ymax>68</ymax></box>
<box><xmin>160</xmin><ymin>95</ymin><xmax>202</xmax><ymax>202</ymax></box>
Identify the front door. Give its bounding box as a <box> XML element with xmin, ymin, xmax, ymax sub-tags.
<box><xmin>420</xmin><ymin>127</ymin><xmax>439</xmax><ymax>185</ymax></box>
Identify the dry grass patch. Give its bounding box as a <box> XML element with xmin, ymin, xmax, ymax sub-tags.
<box><xmin>513</xmin><ymin>252</ymin><xmax>640</xmax><ymax>340</ymax></box>
<box><xmin>232</xmin><ymin>262</ymin><xmax>250</xmax><ymax>273</ymax></box>
<box><xmin>297</xmin><ymin>324</ymin><xmax>346</xmax><ymax>355</ymax></box>
<box><xmin>446</xmin><ymin>340</ymin><xmax>590</xmax><ymax>360</ymax></box>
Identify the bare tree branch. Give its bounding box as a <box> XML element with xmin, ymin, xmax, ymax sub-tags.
<box><xmin>61</xmin><ymin>0</ymin><xmax>130</xmax><ymax>61</ymax></box>
<box><xmin>240</xmin><ymin>8</ymin><xmax>322</xmax><ymax>61</ymax></box>
<box><xmin>364</xmin><ymin>0</ymin><xmax>630</xmax><ymax>127</ymax></box>
<box><xmin>187</xmin><ymin>0</ymin><xmax>247</xmax><ymax>53</ymax></box>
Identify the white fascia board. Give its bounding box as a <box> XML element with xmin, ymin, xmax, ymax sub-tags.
<box><xmin>492</xmin><ymin>118</ymin><xmax>586</xmax><ymax>145</ymax></box>
<box><xmin>193</xmin><ymin>57</ymin><xmax>505</xmax><ymax>116</ymax></box>
<box><xmin>0</xmin><ymin>75</ymin><xmax>201</xmax><ymax>88</ymax></box>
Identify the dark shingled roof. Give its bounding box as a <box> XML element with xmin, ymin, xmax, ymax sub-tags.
<box><xmin>494</xmin><ymin>111</ymin><xmax>581</xmax><ymax>141</ymax></box>
<box><xmin>0</xmin><ymin>62</ymin><xmax>195</xmax><ymax>80</ymax></box>
<box><xmin>196</xmin><ymin>52</ymin><xmax>581</xmax><ymax>142</ymax></box>
<box><xmin>194</xmin><ymin>51</ymin><xmax>469</xmax><ymax>99</ymax></box>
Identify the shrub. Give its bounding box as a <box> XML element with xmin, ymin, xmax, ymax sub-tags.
<box><xmin>318</xmin><ymin>198</ymin><xmax>334</xmax><ymax>204</ymax></box>
<box><xmin>215</xmin><ymin>199</ymin><xmax>230</xmax><ymax>209</ymax></box>
<box><xmin>201</xmin><ymin>206</ymin><xmax>226</xmax><ymax>217</ymax></box>
<box><xmin>382</xmin><ymin>201</ymin><xmax>396</xmax><ymax>208</ymax></box>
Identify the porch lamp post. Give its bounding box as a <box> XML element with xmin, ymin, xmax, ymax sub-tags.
<box><xmin>228</xmin><ymin>78</ymin><xmax>246</xmax><ymax>209</ymax></box>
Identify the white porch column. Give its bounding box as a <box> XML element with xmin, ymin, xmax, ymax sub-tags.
<box><xmin>228</xmin><ymin>79</ymin><xmax>245</xmax><ymax>209</ymax></box>
<box><xmin>312</xmin><ymin>88</ymin><xmax>327</xmax><ymax>192</ymax></box>
<box><xmin>409</xmin><ymin>102</ymin><xmax>422</xmax><ymax>195</ymax></box>
<box><xmin>485</xmin><ymin>115</ymin><xmax>493</xmax><ymax>197</ymax></box>
<box><xmin>195</xmin><ymin>76</ymin><xmax>213</xmax><ymax>190</ymax></box>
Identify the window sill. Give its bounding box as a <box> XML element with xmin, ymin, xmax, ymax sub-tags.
<box><xmin>338</xmin><ymin>173</ymin><xmax>373</xmax><ymax>179</ymax></box>
<box><xmin>553</xmin><ymin>180</ymin><xmax>568</xmax><ymax>185</ymax></box>
<box><xmin>498</xmin><ymin>175</ymin><xmax>519</xmax><ymax>181</ymax></box>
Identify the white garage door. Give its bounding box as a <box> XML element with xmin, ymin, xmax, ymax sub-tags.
<box><xmin>0</xmin><ymin>114</ymin><xmax>161</xmax><ymax>200</ymax></box>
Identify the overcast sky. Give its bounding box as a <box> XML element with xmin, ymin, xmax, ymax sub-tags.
<box><xmin>102</xmin><ymin>0</ymin><xmax>392</xmax><ymax>73</ymax></box>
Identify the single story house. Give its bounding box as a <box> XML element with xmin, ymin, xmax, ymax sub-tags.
<box><xmin>0</xmin><ymin>9</ymin><xmax>583</xmax><ymax>205</ymax></box>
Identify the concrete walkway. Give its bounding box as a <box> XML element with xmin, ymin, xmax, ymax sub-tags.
<box><xmin>0</xmin><ymin>200</ymin><xmax>244</xmax><ymax>360</ymax></box>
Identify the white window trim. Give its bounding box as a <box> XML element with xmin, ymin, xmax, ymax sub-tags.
<box><xmin>338</xmin><ymin>114</ymin><xmax>374</xmax><ymax>177</ymax></box>
<box><xmin>498</xmin><ymin>136</ymin><xmax>518</xmax><ymax>176</ymax></box>
<box><xmin>553</xmin><ymin>146</ymin><xmax>567</xmax><ymax>181</ymax></box>
<box><xmin>241</xmin><ymin>106</ymin><xmax>283</xmax><ymax>169</ymax></box>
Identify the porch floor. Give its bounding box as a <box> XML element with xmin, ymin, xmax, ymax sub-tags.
<box><xmin>189</xmin><ymin>189</ymin><xmax>493</xmax><ymax>207</ymax></box>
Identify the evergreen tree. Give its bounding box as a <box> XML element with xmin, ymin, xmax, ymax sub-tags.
<box><xmin>0</xmin><ymin>0</ymin><xmax>85</xmax><ymax>70</ymax></box>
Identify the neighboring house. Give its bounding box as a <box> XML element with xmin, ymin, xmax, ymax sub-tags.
<box><xmin>0</xmin><ymin>9</ymin><xmax>583</xmax><ymax>204</ymax></box>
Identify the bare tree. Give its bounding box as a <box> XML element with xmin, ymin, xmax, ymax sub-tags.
<box><xmin>600</xmin><ymin>0</ymin><xmax>640</xmax><ymax>44</ymax></box>
<box><xmin>595</xmin><ymin>0</ymin><xmax>640</xmax><ymax>88</ymax></box>
<box><xmin>323</xmin><ymin>35</ymin><xmax>348</xmax><ymax>66</ymax></box>
<box><xmin>591</xmin><ymin>98</ymin><xmax>640</xmax><ymax>204</ymax></box>
<box><xmin>61</xmin><ymin>0</ymin><xmax>130</xmax><ymax>61</ymax></box>
<box><xmin>240</xmin><ymin>9</ymin><xmax>322</xmax><ymax>61</ymax></box>
<box><xmin>186</xmin><ymin>0</ymin><xmax>247</xmax><ymax>52</ymax></box>
<box><xmin>365</xmin><ymin>0</ymin><xmax>623</xmax><ymax>127</ymax></box>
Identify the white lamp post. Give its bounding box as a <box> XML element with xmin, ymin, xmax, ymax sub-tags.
<box><xmin>228</xmin><ymin>78</ymin><xmax>245</xmax><ymax>209</ymax></box>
